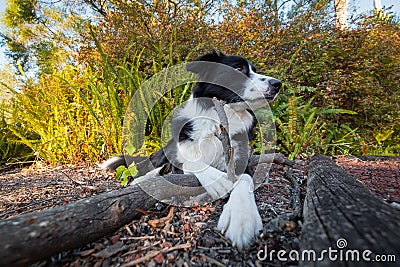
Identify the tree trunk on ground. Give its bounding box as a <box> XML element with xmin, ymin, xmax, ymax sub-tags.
<box><xmin>0</xmin><ymin>151</ymin><xmax>290</xmax><ymax>267</ymax></box>
<box><xmin>0</xmin><ymin>174</ymin><xmax>203</xmax><ymax>267</ymax></box>
<box><xmin>301</xmin><ymin>155</ymin><xmax>400</xmax><ymax>267</ymax></box>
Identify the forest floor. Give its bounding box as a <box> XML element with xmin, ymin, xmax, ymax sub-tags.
<box><xmin>0</xmin><ymin>156</ymin><xmax>399</xmax><ymax>267</ymax></box>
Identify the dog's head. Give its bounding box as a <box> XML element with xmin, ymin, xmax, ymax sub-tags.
<box><xmin>186</xmin><ymin>51</ymin><xmax>281</xmax><ymax>109</ymax></box>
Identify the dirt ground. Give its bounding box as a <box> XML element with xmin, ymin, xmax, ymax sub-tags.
<box><xmin>0</xmin><ymin>156</ymin><xmax>399</xmax><ymax>266</ymax></box>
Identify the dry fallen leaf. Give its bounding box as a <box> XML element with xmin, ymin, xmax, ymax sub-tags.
<box><xmin>78</xmin><ymin>248</ymin><xmax>96</xmax><ymax>257</ymax></box>
<box><xmin>282</xmin><ymin>221</ymin><xmax>296</xmax><ymax>232</ymax></box>
<box><xmin>153</xmin><ymin>252</ymin><xmax>164</xmax><ymax>264</ymax></box>
<box><xmin>148</xmin><ymin>206</ymin><xmax>175</xmax><ymax>228</ymax></box>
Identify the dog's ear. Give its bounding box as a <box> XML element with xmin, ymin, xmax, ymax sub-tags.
<box><xmin>186</xmin><ymin>51</ymin><xmax>225</xmax><ymax>74</ymax></box>
<box><xmin>194</xmin><ymin>51</ymin><xmax>225</xmax><ymax>63</ymax></box>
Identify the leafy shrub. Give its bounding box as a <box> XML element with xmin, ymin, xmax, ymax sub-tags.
<box><xmin>0</xmin><ymin>102</ymin><xmax>34</xmax><ymax>166</ymax></box>
<box><xmin>7</xmin><ymin>61</ymin><xmax>133</xmax><ymax>163</ymax></box>
<box><xmin>285</xmin><ymin>21</ymin><xmax>400</xmax><ymax>155</ymax></box>
<box><xmin>2</xmin><ymin>0</ymin><xmax>399</xmax><ymax>165</ymax></box>
<box><xmin>5</xmin><ymin>43</ymin><xmax>196</xmax><ymax>163</ymax></box>
<box><xmin>272</xmin><ymin>86</ymin><xmax>359</xmax><ymax>159</ymax></box>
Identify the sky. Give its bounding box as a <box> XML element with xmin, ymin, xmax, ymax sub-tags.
<box><xmin>0</xmin><ymin>0</ymin><xmax>399</xmax><ymax>70</ymax></box>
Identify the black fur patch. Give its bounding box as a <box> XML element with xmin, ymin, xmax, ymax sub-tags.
<box><xmin>171</xmin><ymin>117</ymin><xmax>194</xmax><ymax>142</ymax></box>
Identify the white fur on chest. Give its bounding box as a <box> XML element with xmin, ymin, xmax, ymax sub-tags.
<box><xmin>176</xmin><ymin>100</ymin><xmax>253</xmax><ymax>171</ymax></box>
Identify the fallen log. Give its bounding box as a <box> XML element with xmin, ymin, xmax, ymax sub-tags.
<box><xmin>0</xmin><ymin>173</ymin><xmax>203</xmax><ymax>267</ymax></box>
<box><xmin>0</xmin><ymin>151</ymin><xmax>287</xmax><ymax>266</ymax></box>
<box><xmin>301</xmin><ymin>155</ymin><xmax>400</xmax><ymax>267</ymax></box>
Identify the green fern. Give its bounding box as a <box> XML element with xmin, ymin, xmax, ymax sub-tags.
<box><xmin>273</xmin><ymin>87</ymin><xmax>359</xmax><ymax>159</ymax></box>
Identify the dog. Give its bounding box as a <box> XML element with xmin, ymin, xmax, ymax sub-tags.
<box><xmin>100</xmin><ymin>51</ymin><xmax>281</xmax><ymax>249</ymax></box>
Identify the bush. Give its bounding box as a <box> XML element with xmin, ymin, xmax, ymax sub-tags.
<box><xmin>0</xmin><ymin>102</ymin><xmax>34</xmax><ymax>166</ymax></box>
<box><xmin>7</xmin><ymin>62</ymin><xmax>133</xmax><ymax>164</ymax></box>
<box><xmin>285</xmin><ymin>21</ymin><xmax>400</xmax><ymax>155</ymax></box>
<box><xmin>5</xmin><ymin>45</ymin><xmax>196</xmax><ymax>163</ymax></box>
<box><xmin>272</xmin><ymin>86</ymin><xmax>360</xmax><ymax>159</ymax></box>
<box><xmin>2</xmin><ymin>1</ymin><xmax>399</xmax><ymax>165</ymax></box>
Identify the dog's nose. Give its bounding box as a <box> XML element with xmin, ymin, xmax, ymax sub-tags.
<box><xmin>269</xmin><ymin>79</ymin><xmax>282</xmax><ymax>90</ymax></box>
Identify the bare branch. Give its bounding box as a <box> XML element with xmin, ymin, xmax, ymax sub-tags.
<box><xmin>84</xmin><ymin>0</ymin><xmax>107</xmax><ymax>16</ymax></box>
<box><xmin>284</xmin><ymin>168</ymin><xmax>301</xmax><ymax>219</ymax></box>
<box><xmin>212</xmin><ymin>98</ymin><xmax>236</xmax><ymax>182</ymax></box>
<box><xmin>251</xmin><ymin>153</ymin><xmax>295</xmax><ymax>167</ymax></box>
<box><xmin>263</xmin><ymin>168</ymin><xmax>301</xmax><ymax>234</ymax></box>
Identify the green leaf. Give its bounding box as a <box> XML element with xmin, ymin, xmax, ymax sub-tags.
<box><xmin>127</xmin><ymin>162</ymin><xmax>139</xmax><ymax>178</ymax></box>
<box><xmin>121</xmin><ymin>169</ymin><xmax>132</xmax><ymax>179</ymax></box>
<box><xmin>121</xmin><ymin>178</ymin><xmax>129</xmax><ymax>187</ymax></box>
<box><xmin>125</xmin><ymin>143</ymin><xmax>136</xmax><ymax>155</ymax></box>
<box><xmin>115</xmin><ymin>165</ymin><xmax>126</xmax><ymax>180</ymax></box>
<box><xmin>115</xmin><ymin>162</ymin><xmax>138</xmax><ymax>183</ymax></box>
<box><xmin>375</xmin><ymin>130</ymin><xmax>394</xmax><ymax>144</ymax></box>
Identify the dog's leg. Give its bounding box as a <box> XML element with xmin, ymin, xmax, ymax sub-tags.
<box><xmin>183</xmin><ymin>161</ymin><xmax>233</xmax><ymax>200</ymax></box>
<box><xmin>217</xmin><ymin>173</ymin><xmax>262</xmax><ymax>250</ymax></box>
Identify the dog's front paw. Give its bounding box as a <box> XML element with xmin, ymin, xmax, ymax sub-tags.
<box><xmin>184</xmin><ymin>163</ymin><xmax>234</xmax><ymax>199</ymax></box>
<box><xmin>200</xmin><ymin>172</ymin><xmax>233</xmax><ymax>199</ymax></box>
<box><xmin>217</xmin><ymin>174</ymin><xmax>262</xmax><ymax>250</ymax></box>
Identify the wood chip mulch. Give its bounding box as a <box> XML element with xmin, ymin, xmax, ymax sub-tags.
<box><xmin>334</xmin><ymin>156</ymin><xmax>400</xmax><ymax>203</ymax></box>
<box><xmin>0</xmin><ymin>156</ymin><xmax>398</xmax><ymax>266</ymax></box>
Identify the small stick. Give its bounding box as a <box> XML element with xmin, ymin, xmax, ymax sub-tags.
<box><xmin>120</xmin><ymin>250</ymin><xmax>162</xmax><ymax>266</ymax></box>
<box><xmin>263</xmin><ymin>168</ymin><xmax>302</xmax><ymax>233</ymax></box>
<box><xmin>148</xmin><ymin>206</ymin><xmax>175</xmax><ymax>228</ymax></box>
<box><xmin>212</xmin><ymin>98</ymin><xmax>237</xmax><ymax>182</ymax></box>
<box><xmin>120</xmin><ymin>236</ymin><xmax>156</xmax><ymax>241</ymax></box>
<box><xmin>212</xmin><ymin>98</ymin><xmax>229</xmax><ymax>130</ymax></box>
<box><xmin>284</xmin><ymin>168</ymin><xmax>302</xmax><ymax>219</ymax></box>
<box><xmin>249</xmin><ymin>153</ymin><xmax>295</xmax><ymax>169</ymax></box>
<box><xmin>125</xmin><ymin>225</ymin><xmax>134</xmax><ymax>236</ymax></box>
<box><xmin>121</xmin><ymin>242</ymin><xmax>191</xmax><ymax>267</ymax></box>
<box><xmin>200</xmin><ymin>254</ymin><xmax>225</xmax><ymax>267</ymax></box>
<box><xmin>121</xmin><ymin>241</ymin><xmax>161</xmax><ymax>257</ymax></box>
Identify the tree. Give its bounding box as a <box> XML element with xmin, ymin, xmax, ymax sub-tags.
<box><xmin>0</xmin><ymin>65</ymin><xmax>16</xmax><ymax>102</ymax></box>
<box><xmin>334</xmin><ymin>0</ymin><xmax>348</xmax><ymax>30</ymax></box>
<box><xmin>0</xmin><ymin>0</ymin><xmax>100</xmax><ymax>75</ymax></box>
<box><xmin>374</xmin><ymin>0</ymin><xmax>382</xmax><ymax>10</ymax></box>
<box><xmin>78</xmin><ymin>0</ymin><xmax>214</xmax><ymax>68</ymax></box>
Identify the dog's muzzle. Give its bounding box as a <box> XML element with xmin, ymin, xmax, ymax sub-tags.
<box><xmin>269</xmin><ymin>79</ymin><xmax>282</xmax><ymax>95</ymax></box>
<box><xmin>265</xmin><ymin>78</ymin><xmax>282</xmax><ymax>100</ymax></box>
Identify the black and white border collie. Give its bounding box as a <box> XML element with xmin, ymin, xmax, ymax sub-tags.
<box><xmin>101</xmin><ymin>52</ymin><xmax>281</xmax><ymax>249</ymax></box>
